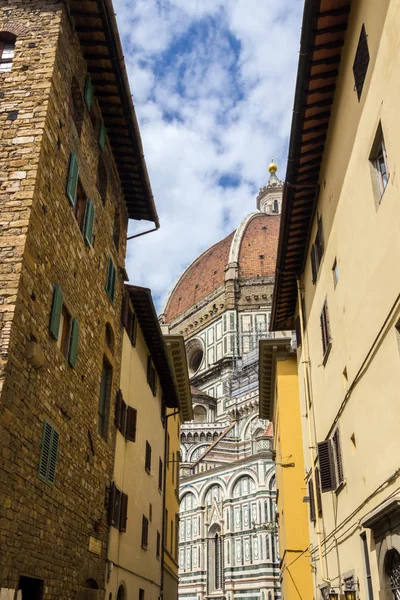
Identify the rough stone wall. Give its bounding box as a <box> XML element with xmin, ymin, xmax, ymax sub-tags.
<box><xmin>0</xmin><ymin>3</ymin><xmax>128</xmax><ymax>597</ymax></box>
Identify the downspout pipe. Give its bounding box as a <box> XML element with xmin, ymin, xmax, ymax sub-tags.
<box><xmin>160</xmin><ymin>406</ymin><xmax>181</xmax><ymax>600</ymax></box>
<box><xmin>296</xmin><ymin>276</ymin><xmax>330</xmax><ymax>586</ymax></box>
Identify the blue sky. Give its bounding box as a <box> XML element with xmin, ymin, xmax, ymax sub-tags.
<box><xmin>113</xmin><ymin>0</ymin><xmax>304</xmax><ymax>310</ymax></box>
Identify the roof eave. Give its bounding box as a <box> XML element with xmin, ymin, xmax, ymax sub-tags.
<box><xmin>271</xmin><ymin>0</ymin><xmax>351</xmax><ymax>331</ymax></box>
<box><xmin>258</xmin><ymin>338</ymin><xmax>293</xmax><ymax>421</ymax></box>
<box><xmin>164</xmin><ymin>335</ymin><xmax>193</xmax><ymax>422</ymax></box>
<box><xmin>126</xmin><ymin>285</ymin><xmax>180</xmax><ymax>409</ymax></box>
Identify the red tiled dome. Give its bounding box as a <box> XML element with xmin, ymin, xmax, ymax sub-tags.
<box><xmin>164</xmin><ymin>213</ymin><xmax>280</xmax><ymax>323</ymax></box>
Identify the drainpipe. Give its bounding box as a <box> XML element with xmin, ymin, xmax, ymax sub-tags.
<box><xmin>296</xmin><ymin>276</ymin><xmax>330</xmax><ymax>586</ymax></box>
<box><xmin>160</xmin><ymin>406</ymin><xmax>181</xmax><ymax>600</ymax></box>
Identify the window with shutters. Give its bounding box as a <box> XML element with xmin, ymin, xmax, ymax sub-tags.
<box><xmin>318</xmin><ymin>439</ymin><xmax>337</xmax><ymax>492</ymax></box>
<box><xmin>98</xmin><ymin>358</ymin><xmax>112</xmax><ymax>440</ymax></box>
<box><xmin>310</xmin><ymin>216</ymin><xmax>324</xmax><ymax>284</ymax></box>
<box><xmin>105</xmin><ymin>256</ymin><xmax>116</xmax><ymax>302</ymax></box>
<box><xmin>141</xmin><ymin>515</ymin><xmax>149</xmax><ymax>549</ymax></box>
<box><xmin>121</xmin><ymin>290</ymin><xmax>137</xmax><ymax>346</ymax></box>
<box><xmin>353</xmin><ymin>24</ymin><xmax>370</xmax><ymax>101</ymax></box>
<box><xmin>369</xmin><ymin>124</ymin><xmax>389</xmax><ymax>201</ymax></box>
<box><xmin>145</xmin><ymin>441</ymin><xmax>152</xmax><ymax>473</ymax></box>
<box><xmin>320</xmin><ymin>299</ymin><xmax>332</xmax><ymax>362</ymax></box>
<box><xmin>49</xmin><ymin>285</ymin><xmax>80</xmax><ymax>368</ymax></box>
<box><xmin>0</xmin><ymin>33</ymin><xmax>16</xmax><ymax>72</ymax></box>
<box><xmin>146</xmin><ymin>356</ymin><xmax>157</xmax><ymax>396</ymax></box>
<box><xmin>65</xmin><ymin>154</ymin><xmax>95</xmax><ymax>247</ymax></box>
<box><xmin>332</xmin><ymin>428</ymin><xmax>344</xmax><ymax>487</ymax></box>
<box><xmin>108</xmin><ymin>483</ymin><xmax>128</xmax><ymax>532</ymax></box>
<box><xmin>158</xmin><ymin>458</ymin><xmax>163</xmax><ymax>491</ymax></box>
<box><xmin>38</xmin><ymin>420</ymin><xmax>59</xmax><ymax>485</ymax></box>
<box><xmin>315</xmin><ymin>468</ymin><xmax>323</xmax><ymax>516</ymax></box>
<box><xmin>308</xmin><ymin>477</ymin><xmax>316</xmax><ymax>522</ymax></box>
<box><xmin>115</xmin><ymin>389</ymin><xmax>127</xmax><ymax>434</ymax></box>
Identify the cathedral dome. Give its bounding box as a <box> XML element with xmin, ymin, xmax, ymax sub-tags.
<box><xmin>163</xmin><ymin>211</ymin><xmax>280</xmax><ymax>323</ymax></box>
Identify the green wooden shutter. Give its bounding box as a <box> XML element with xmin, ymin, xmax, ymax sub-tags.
<box><xmin>84</xmin><ymin>199</ymin><xmax>95</xmax><ymax>247</ymax></box>
<box><xmin>47</xmin><ymin>427</ymin><xmax>59</xmax><ymax>484</ymax></box>
<box><xmin>84</xmin><ymin>75</ymin><xmax>93</xmax><ymax>111</ymax></box>
<box><xmin>49</xmin><ymin>284</ymin><xmax>63</xmax><ymax>339</ymax></box>
<box><xmin>105</xmin><ymin>256</ymin><xmax>116</xmax><ymax>302</ymax></box>
<box><xmin>98</xmin><ymin>121</ymin><xmax>107</xmax><ymax>151</ymax></box>
<box><xmin>66</xmin><ymin>152</ymin><xmax>79</xmax><ymax>206</ymax></box>
<box><xmin>38</xmin><ymin>420</ymin><xmax>59</xmax><ymax>485</ymax></box>
<box><xmin>68</xmin><ymin>318</ymin><xmax>80</xmax><ymax>368</ymax></box>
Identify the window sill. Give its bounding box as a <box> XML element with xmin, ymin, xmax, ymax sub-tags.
<box><xmin>322</xmin><ymin>342</ymin><xmax>332</xmax><ymax>366</ymax></box>
<box><xmin>145</xmin><ymin>467</ymin><xmax>151</xmax><ymax>475</ymax></box>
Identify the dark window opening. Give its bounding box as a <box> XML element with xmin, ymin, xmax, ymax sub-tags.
<box><xmin>74</xmin><ymin>181</ymin><xmax>87</xmax><ymax>231</ymax></box>
<box><xmin>0</xmin><ymin>33</ymin><xmax>16</xmax><ymax>73</ymax></box>
<box><xmin>361</xmin><ymin>533</ymin><xmax>374</xmax><ymax>600</ymax></box>
<box><xmin>353</xmin><ymin>24</ymin><xmax>370</xmax><ymax>101</ymax></box>
<box><xmin>18</xmin><ymin>575</ymin><xmax>44</xmax><ymax>600</ymax></box>
<box><xmin>145</xmin><ymin>441</ymin><xmax>152</xmax><ymax>473</ymax></box>
<box><xmin>156</xmin><ymin>531</ymin><xmax>161</xmax><ymax>559</ymax></box>
<box><xmin>370</xmin><ymin>123</ymin><xmax>389</xmax><ymax>199</ymax></box>
<box><xmin>105</xmin><ymin>323</ymin><xmax>115</xmax><ymax>353</ymax></box>
<box><xmin>147</xmin><ymin>356</ymin><xmax>157</xmax><ymax>395</ymax></box>
<box><xmin>98</xmin><ymin>357</ymin><xmax>112</xmax><ymax>439</ymax></box>
<box><xmin>311</xmin><ymin>216</ymin><xmax>324</xmax><ymax>284</ymax></box>
<box><xmin>139</xmin><ymin>590</ymin><xmax>145</xmax><ymax>600</ymax></box>
<box><xmin>49</xmin><ymin>284</ymin><xmax>80</xmax><ymax>368</ymax></box>
<box><xmin>121</xmin><ymin>290</ymin><xmax>137</xmax><ymax>346</ymax></box>
<box><xmin>105</xmin><ymin>257</ymin><xmax>116</xmax><ymax>303</ymax></box>
<box><xmin>158</xmin><ymin>458</ymin><xmax>163</xmax><ymax>491</ymax></box>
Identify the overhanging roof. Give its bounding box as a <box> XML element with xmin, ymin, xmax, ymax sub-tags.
<box><xmin>126</xmin><ymin>285</ymin><xmax>179</xmax><ymax>409</ymax></box>
<box><xmin>164</xmin><ymin>335</ymin><xmax>193</xmax><ymax>422</ymax></box>
<box><xmin>271</xmin><ymin>0</ymin><xmax>351</xmax><ymax>331</ymax></box>
<box><xmin>68</xmin><ymin>0</ymin><xmax>159</xmax><ymax>226</ymax></box>
<box><xmin>259</xmin><ymin>338</ymin><xmax>293</xmax><ymax>420</ymax></box>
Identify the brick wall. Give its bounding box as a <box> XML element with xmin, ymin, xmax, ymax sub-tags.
<box><xmin>0</xmin><ymin>2</ymin><xmax>128</xmax><ymax>597</ymax></box>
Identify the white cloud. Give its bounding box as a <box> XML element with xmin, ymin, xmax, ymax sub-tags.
<box><xmin>114</xmin><ymin>0</ymin><xmax>304</xmax><ymax>311</ymax></box>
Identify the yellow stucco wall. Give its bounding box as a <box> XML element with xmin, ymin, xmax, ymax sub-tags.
<box><xmin>106</xmin><ymin>326</ymin><xmax>165</xmax><ymax>600</ymax></box>
<box><xmin>295</xmin><ymin>0</ymin><xmax>400</xmax><ymax>597</ymax></box>
<box><xmin>273</xmin><ymin>356</ymin><xmax>313</xmax><ymax>600</ymax></box>
<box><xmin>163</xmin><ymin>408</ymin><xmax>181</xmax><ymax>600</ymax></box>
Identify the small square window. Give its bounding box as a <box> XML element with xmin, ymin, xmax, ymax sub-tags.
<box><xmin>370</xmin><ymin>124</ymin><xmax>389</xmax><ymax>202</ymax></box>
<box><xmin>332</xmin><ymin>258</ymin><xmax>339</xmax><ymax>287</ymax></box>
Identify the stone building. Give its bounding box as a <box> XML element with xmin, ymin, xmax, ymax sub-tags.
<box><xmin>0</xmin><ymin>1</ymin><xmax>158</xmax><ymax>597</ymax></box>
<box><xmin>271</xmin><ymin>1</ymin><xmax>400</xmax><ymax>600</ymax></box>
<box><xmin>161</xmin><ymin>165</ymin><xmax>286</xmax><ymax>600</ymax></box>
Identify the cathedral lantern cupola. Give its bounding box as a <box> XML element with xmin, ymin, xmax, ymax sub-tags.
<box><xmin>257</xmin><ymin>160</ymin><xmax>283</xmax><ymax>215</ymax></box>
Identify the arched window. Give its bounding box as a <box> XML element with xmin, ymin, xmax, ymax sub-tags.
<box><xmin>193</xmin><ymin>405</ymin><xmax>207</xmax><ymax>423</ymax></box>
<box><xmin>117</xmin><ymin>584</ymin><xmax>126</xmax><ymax>600</ymax></box>
<box><xmin>0</xmin><ymin>33</ymin><xmax>16</xmax><ymax>73</ymax></box>
<box><xmin>207</xmin><ymin>525</ymin><xmax>223</xmax><ymax>592</ymax></box>
<box><xmin>215</xmin><ymin>533</ymin><xmax>222</xmax><ymax>589</ymax></box>
<box><xmin>97</xmin><ymin>156</ymin><xmax>107</xmax><ymax>205</ymax></box>
<box><xmin>273</xmin><ymin>199</ymin><xmax>279</xmax><ymax>213</ymax></box>
<box><xmin>385</xmin><ymin>549</ymin><xmax>400</xmax><ymax>600</ymax></box>
<box><xmin>70</xmin><ymin>77</ymin><xmax>84</xmax><ymax>136</ymax></box>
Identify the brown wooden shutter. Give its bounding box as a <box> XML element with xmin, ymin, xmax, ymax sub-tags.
<box><xmin>333</xmin><ymin>429</ymin><xmax>344</xmax><ymax>484</ymax></box>
<box><xmin>308</xmin><ymin>477</ymin><xmax>316</xmax><ymax>522</ymax></box>
<box><xmin>108</xmin><ymin>483</ymin><xmax>116</xmax><ymax>526</ymax></box>
<box><xmin>315</xmin><ymin>468</ymin><xmax>323</xmax><ymax>515</ymax></box>
<box><xmin>320</xmin><ymin>301</ymin><xmax>331</xmax><ymax>356</ymax></box>
<box><xmin>141</xmin><ymin>515</ymin><xmax>149</xmax><ymax>548</ymax></box>
<box><xmin>318</xmin><ymin>440</ymin><xmax>337</xmax><ymax>492</ymax></box>
<box><xmin>158</xmin><ymin>458</ymin><xmax>163</xmax><ymax>491</ymax></box>
<box><xmin>115</xmin><ymin>389</ymin><xmax>123</xmax><ymax>429</ymax></box>
<box><xmin>119</xmin><ymin>493</ymin><xmax>128</xmax><ymax>532</ymax></box>
<box><xmin>113</xmin><ymin>488</ymin><xmax>121</xmax><ymax>529</ymax></box>
<box><xmin>311</xmin><ymin>244</ymin><xmax>318</xmax><ymax>283</ymax></box>
<box><xmin>295</xmin><ymin>315</ymin><xmax>302</xmax><ymax>347</ymax></box>
<box><xmin>126</xmin><ymin>407</ymin><xmax>137</xmax><ymax>442</ymax></box>
<box><xmin>317</xmin><ymin>217</ymin><xmax>324</xmax><ymax>259</ymax></box>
